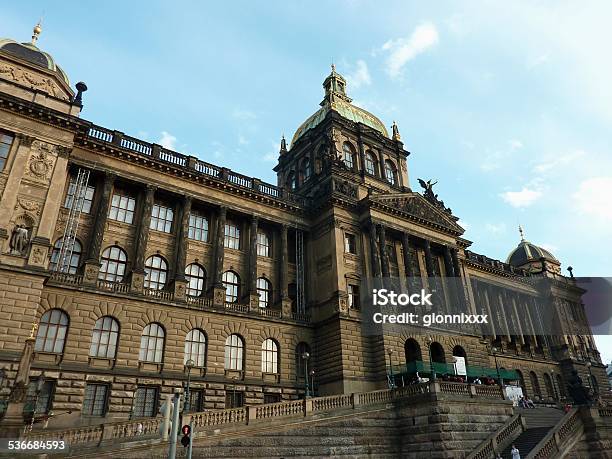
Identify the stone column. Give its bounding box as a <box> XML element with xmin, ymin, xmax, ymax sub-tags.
<box><xmin>423</xmin><ymin>240</ymin><xmax>435</xmax><ymax>277</ymax></box>
<box><xmin>369</xmin><ymin>222</ymin><xmax>382</xmax><ymax>278</ymax></box>
<box><xmin>28</xmin><ymin>146</ymin><xmax>71</xmax><ymax>269</ymax></box>
<box><xmin>130</xmin><ymin>185</ymin><xmax>155</xmax><ymax>293</ymax></box>
<box><xmin>279</xmin><ymin>224</ymin><xmax>292</xmax><ymax>316</ymax></box>
<box><xmin>357</xmin><ymin>135</ymin><xmax>366</xmax><ymax>177</ymax></box>
<box><xmin>378</xmin><ymin>224</ymin><xmax>390</xmax><ymax>279</ymax></box>
<box><xmin>173</xmin><ymin>195</ymin><xmax>192</xmax><ymax>300</ymax></box>
<box><xmin>247</xmin><ymin>215</ymin><xmax>260</xmax><ymax>309</ymax></box>
<box><xmin>211</xmin><ymin>206</ymin><xmax>227</xmax><ymax>306</ymax></box>
<box><xmin>482</xmin><ymin>283</ymin><xmax>497</xmax><ymax>340</ymax></box>
<box><xmin>0</xmin><ymin>135</ymin><xmax>34</xmax><ymax>254</ymax></box>
<box><xmin>442</xmin><ymin>245</ymin><xmax>458</xmax><ymax>313</ymax></box>
<box><xmin>401</xmin><ymin>232</ymin><xmax>415</xmax><ymax>293</ymax></box>
<box><xmin>82</xmin><ymin>172</ymin><xmax>115</xmax><ymax>285</ymax></box>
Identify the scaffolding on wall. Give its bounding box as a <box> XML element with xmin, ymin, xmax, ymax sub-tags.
<box><xmin>54</xmin><ymin>168</ymin><xmax>90</xmax><ymax>273</ymax></box>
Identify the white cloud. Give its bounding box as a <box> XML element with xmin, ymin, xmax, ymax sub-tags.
<box><xmin>382</xmin><ymin>22</ymin><xmax>439</xmax><ymax>78</ymax></box>
<box><xmin>485</xmin><ymin>223</ymin><xmax>506</xmax><ymax>234</ymax></box>
<box><xmin>457</xmin><ymin>219</ymin><xmax>470</xmax><ymax>230</ymax></box>
<box><xmin>533</xmin><ymin>150</ymin><xmax>586</xmax><ymax>174</ymax></box>
<box><xmin>509</xmin><ymin>139</ymin><xmax>523</xmax><ymax>151</ymax></box>
<box><xmin>345</xmin><ymin>60</ymin><xmax>372</xmax><ymax>89</ymax></box>
<box><xmin>573</xmin><ymin>177</ymin><xmax>612</xmax><ymax>220</ymax></box>
<box><xmin>232</xmin><ymin>109</ymin><xmax>257</xmax><ymax>120</ymax></box>
<box><xmin>500</xmin><ymin>187</ymin><xmax>543</xmax><ymax>208</ymax></box>
<box><xmin>263</xmin><ymin>140</ymin><xmax>281</xmax><ymax>163</ymax></box>
<box><xmin>158</xmin><ymin>131</ymin><xmax>177</xmax><ymax>150</ymax></box>
<box><xmin>238</xmin><ymin>135</ymin><xmax>249</xmax><ymax>146</ymax></box>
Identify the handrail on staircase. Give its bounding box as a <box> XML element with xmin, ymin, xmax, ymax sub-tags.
<box><xmin>525</xmin><ymin>407</ymin><xmax>581</xmax><ymax>459</ymax></box>
<box><xmin>467</xmin><ymin>413</ymin><xmax>526</xmax><ymax>459</ymax></box>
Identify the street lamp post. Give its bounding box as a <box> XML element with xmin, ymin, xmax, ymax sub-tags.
<box><xmin>388</xmin><ymin>349</ymin><xmax>395</xmax><ymax>389</ymax></box>
<box><xmin>426</xmin><ymin>337</ymin><xmax>436</xmax><ymax>381</ymax></box>
<box><xmin>183</xmin><ymin>359</ymin><xmax>195</xmax><ymax>413</ymax></box>
<box><xmin>492</xmin><ymin>346</ymin><xmax>504</xmax><ymax>388</ymax></box>
<box><xmin>309</xmin><ymin>370</ymin><xmax>315</xmax><ymax>397</ymax></box>
<box><xmin>302</xmin><ymin>352</ymin><xmax>310</xmax><ymax>398</ymax></box>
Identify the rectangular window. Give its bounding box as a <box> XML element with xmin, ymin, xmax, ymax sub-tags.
<box><xmin>150</xmin><ymin>204</ymin><xmax>174</xmax><ymax>233</ymax></box>
<box><xmin>257</xmin><ymin>232</ymin><xmax>270</xmax><ymax>257</ymax></box>
<box><xmin>264</xmin><ymin>393</ymin><xmax>281</xmax><ymax>404</ymax></box>
<box><xmin>109</xmin><ymin>193</ymin><xmax>136</xmax><ymax>224</ymax></box>
<box><xmin>64</xmin><ymin>176</ymin><xmax>95</xmax><ymax>213</ymax></box>
<box><xmin>188</xmin><ymin>213</ymin><xmax>208</xmax><ymax>242</ymax></box>
<box><xmin>82</xmin><ymin>384</ymin><xmax>109</xmax><ymax>416</ymax></box>
<box><xmin>133</xmin><ymin>386</ymin><xmax>159</xmax><ymax>418</ymax></box>
<box><xmin>225</xmin><ymin>391</ymin><xmax>244</xmax><ymax>409</ymax></box>
<box><xmin>26</xmin><ymin>380</ymin><xmax>55</xmax><ymax>414</ymax></box>
<box><xmin>0</xmin><ymin>131</ymin><xmax>14</xmax><ymax>171</ymax></box>
<box><xmin>344</xmin><ymin>233</ymin><xmax>357</xmax><ymax>254</ymax></box>
<box><xmin>348</xmin><ymin>284</ymin><xmax>360</xmax><ymax>309</ymax></box>
<box><xmin>187</xmin><ymin>389</ymin><xmax>204</xmax><ymax>412</ymax></box>
<box><xmin>224</xmin><ymin>222</ymin><xmax>240</xmax><ymax>249</ymax></box>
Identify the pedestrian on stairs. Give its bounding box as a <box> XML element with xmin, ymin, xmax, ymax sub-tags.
<box><xmin>511</xmin><ymin>444</ymin><xmax>520</xmax><ymax>459</ymax></box>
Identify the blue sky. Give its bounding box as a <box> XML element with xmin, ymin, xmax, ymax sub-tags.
<box><xmin>4</xmin><ymin>1</ymin><xmax>611</xmax><ymax>363</ymax></box>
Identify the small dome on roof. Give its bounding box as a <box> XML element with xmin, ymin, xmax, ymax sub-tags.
<box><xmin>506</xmin><ymin>226</ymin><xmax>560</xmax><ymax>272</ymax></box>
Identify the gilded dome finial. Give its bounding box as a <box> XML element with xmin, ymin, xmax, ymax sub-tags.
<box><xmin>31</xmin><ymin>19</ymin><xmax>43</xmax><ymax>45</ymax></box>
<box><xmin>519</xmin><ymin>224</ymin><xmax>525</xmax><ymax>242</ymax></box>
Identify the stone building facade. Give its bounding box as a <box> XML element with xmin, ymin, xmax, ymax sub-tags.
<box><xmin>0</xmin><ymin>29</ymin><xmax>608</xmax><ymax>429</ymax></box>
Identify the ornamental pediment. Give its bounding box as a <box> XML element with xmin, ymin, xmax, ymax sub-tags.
<box><xmin>368</xmin><ymin>192</ymin><xmax>464</xmax><ymax>235</ymax></box>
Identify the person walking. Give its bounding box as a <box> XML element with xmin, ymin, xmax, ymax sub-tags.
<box><xmin>511</xmin><ymin>444</ymin><xmax>520</xmax><ymax>459</ymax></box>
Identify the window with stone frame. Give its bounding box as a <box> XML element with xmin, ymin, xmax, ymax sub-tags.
<box><xmin>64</xmin><ymin>175</ymin><xmax>95</xmax><ymax>213</ymax></box>
<box><xmin>257</xmin><ymin>231</ymin><xmax>270</xmax><ymax>257</ymax></box>
<box><xmin>144</xmin><ymin>255</ymin><xmax>168</xmax><ymax>290</ymax></box>
<box><xmin>187</xmin><ymin>389</ymin><xmax>204</xmax><ymax>412</ymax></box>
<box><xmin>184</xmin><ymin>328</ymin><xmax>207</xmax><ymax>367</ymax></box>
<box><xmin>82</xmin><ymin>383</ymin><xmax>109</xmax><ymax>416</ymax></box>
<box><xmin>224</xmin><ymin>334</ymin><xmax>244</xmax><ymax>371</ymax></box>
<box><xmin>384</xmin><ymin>160</ymin><xmax>397</xmax><ymax>185</ymax></box>
<box><xmin>109</xmin><ymin>192</ymin><xmax>136</xmax><ymax>224</ymax></box>
<box><xmin>264</xmin><ymin>393</ymin><xmax>281</xmax><ymax>404</ymax></box>
<box><xmin>90</xmin><ymin>315</ymin><xmax>119</xmax><ymax>359</ymax></box>
<box><xmin>343</xmin><ymin>142</ymin><xmax>356</xmax><ymax>170</ymax></box>
<box><xmin>150</xmin><ymin>203</ymin><xmax>174</xmax><ymax>233</ymax></box>
<box><xmin>257</xmin><ymin>277</ymin><xmax>271</xmax><ymax>308</ymax></box>
<box><xmin>224</xmin><ymin>221</ymin><xmax>240</xmax><ymax>249</ymax></box>
<box><xmin>225</xmin><ymin>391</ymin><xmax>244</xmax><ymax>408</ymax></box>
<box><xmin>35</xmin><ymin>309</ymin><xmax>69</xmax><ymax>354</ymax></box>
<box><xmin>295</xmin><ymin>342</ymin><xmax>311</xmax><ymax>379</ymax></box>
<box><xmin>185</xmin><ymin>263</ymin><xmax>206</xmax><ymax>297</ymax></box>
<box><xmin>222</xmin><ymin>271</ymin><xmax>240</xmax><ymax>303</ymax></box>
<box><xmin>26</xmin><ymin>379</ymin><xmax>55</xmax><ymax>414</ymax></box>
<box><xmin>133</xmin><ymin>386</ymin><xmax>159</xmax><ymax>417</ymax></box>
<box><xmin>348</xmin><ymin>284</ymin><xmax>360</xmax><ymax>309</ymax></box>
<box><xmin>0</xmin><ymin>131</ymin><xmax>14</xmax><ymax>171</ymax></box>
<box><xmin>98</xmin><ymin>246</ymin><xmax>128</xmax><ymax>283</ymax></box>
<box><xmin>365</xmin><ymin>151</ymin><xmax>377</xmax><ymax>176</ymax></box>
<box><xmin>261</xmin><ymin>338</ymin><xmax>279</xmax><ymax>374</ymax></box>
<box><xmin>344</xmin><ymin>233</ymin><xmax>357</xmax><ymax>254</ymax></box>
<box><xmin>302</xmin><ymin>157</ymin><xmax>312</xmax><ymax>181</ymax></box>
<box><xmin>139</xmin><ymin>323</ymin><xmax>165</xmax><ymax>363</ymax></box>
<box><xmin>188</xmin><ymin>212</ymin><xmax>208</xmax><ymax>242</ymax></box>
<box><xmin>49</xmin><ymin>237</ymin><xmax>82</xmax><ymax>274</ymax></box>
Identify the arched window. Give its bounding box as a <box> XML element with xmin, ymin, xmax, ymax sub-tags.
<box><xmin>35</xmin><ymin>309</ymin><xmax>69</xmax><ymax>354</ymax></box>
<box><xmin>543</xmin><ymin>373</ymin><xmax>555</xmax><ymax>400</ymax></box>
<box><xmin>90</xmin><ymin>316</ymin><xmax>119</xmax><ymax>359</ymax></box>
<box><xmin>343</xmin><ymin>143</ymin><xmax>356</xmax><ymax>170</ymax></box>
<box><xmin>139</xmin><ymin>323</ymin><xmax>165</xmax><ymax>363</ymax></box>
<box><xmin>384</xmin><ymin>160</ymin><xmax>397</xmax><ymax>185</ymax></box>
<box><xmin>144</xmin><ymin>255</ymin><xmax>168</xmax><ymax>290</ymax></box>
<box><xmin>257</xmin><ymin>277</ymin><xmax>271</xmax><ymax>308</ymax></box>
<box><xmin>98</xmin><ymin>246</ymin><xmax>128</xmax><ymax>282</ymax></box>
<box><xmin>430</xmin><ymin>342</ymin><xmax>445</xmax><ymax>363</ymax></box>
<box><xmin>303</xmin><ymin>157</ymin><xmax>311</xmax><ymax>181</ymax></box>
<box><xmin>184</xmin><ymin>329</ymin><xmax>206</xmax><ymax>367</ymax></box>
<box><xmin>222</xmin><ymin>271</ymin><xmax>240</xmax><ymax>303</ymax></box>
<box><xmin>261</xmin><ymin>339</ymin><xmax>279</xmax><ymax>374</ymax></box>
<box><xmin>365</xmin><ymin>151</ymin><xmax>377</xmax><ymax>176</ymax></box>
<box><xmin>49</xmin><ymin>238</ymin><xmax>82</xmax><ymax>274</ymax></box>
<box><xmin>225</xmin><ymin>334</ymin><xmax>244</xmax><ymax>370</ymax></box>
<box><xmin>257</xmin><ymin>232</ymin><xmax>270</xmax><ymax>257</ymax></box>
<box><xmin>404</xmin><ymin>339</ymin><xmax>422</xmax><ymax>363</ymax></box>
<box><xmin>296</xmin><ymin>342</ymin><xmax>311</xmax><ymax>378</ymax></box>
<box><xmin>452</xmin><ymin>345</ymin><xmax>467</xmax><ymax>367</ymax></box>
<box><xmin>530</xmin><ymin>371</ymin><xmax>542</xmax><ymax>399</ymax></box>
<box><xmin>287</xmin><ymin>171</ymin><xmax>296</xmax><ymax>190</ymax></box>
<box><xmin>185</xmin><ymin>263</ymin><xmax>206</xmax><ymax>297</ymax></box>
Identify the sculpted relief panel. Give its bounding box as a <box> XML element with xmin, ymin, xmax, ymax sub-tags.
<box><xmin>23</xmin><ymin>140</ymin><xmax>57</xmax><ymax>184</ymax></box>
<box><xmin>0</xmin><ymin>62</ymin><xmax>69</xmax><ymax>101</ymax></box>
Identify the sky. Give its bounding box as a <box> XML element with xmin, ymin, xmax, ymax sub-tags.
<box><xmin>3</xmin><ymin>1</ymin><xmax>611</xmax><ymax>364</ymax></box>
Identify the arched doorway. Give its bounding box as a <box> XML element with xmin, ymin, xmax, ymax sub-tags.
<box><xmin>543</xmin><ymin>373</ymin><xmax>555</xmax><ymax>400</ymax></box>
<box><xmin>430</xmin><ymin>342</ymin><xmax>445</xmax><ymax>363</ymax></box>
<box><xmin>404</xmin><ymin>339</ymin><xmax>422</xmax><ymax>363</ymax></box>
<box><xmin>530</xmin><ymin>371</ymin><xmax>542</xmax><ymax>400</ymax></box>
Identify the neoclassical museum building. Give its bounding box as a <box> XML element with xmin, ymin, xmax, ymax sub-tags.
<box><xmin>0</xmin><ymin>26</ymin><xmax>608</xmax><ymax>428</ymax></box>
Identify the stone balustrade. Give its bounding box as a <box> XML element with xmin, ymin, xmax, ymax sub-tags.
<box><xmin>529</xmin><ymin>408</ymin><xmax>580</xmax><ymax>459</ymax></box>
<box><xmin>467</xmin><ymin>413</ymin><xmax>525</xmax><ymax>459</ymax></box>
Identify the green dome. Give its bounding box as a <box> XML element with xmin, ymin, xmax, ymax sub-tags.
<box><xmin>291</xmin><ymin>67</ymin><xmax>389</xmax><ymax>148</ymax></box>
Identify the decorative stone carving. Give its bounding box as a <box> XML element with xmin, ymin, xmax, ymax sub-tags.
<box><xmin>16</xmin><ymin>197</ymin><xmax>42</xmax><ymax>216</ymax></box>
<box><xmin>0</xmin><ymin>63</ymin><xmax>68</xmax><ymax>100</ymax></box>
<box><xmin>9</xmin><ymin>224</ymin><xmax>29</xmax><ymax>255</ymax></box>
<box><xmin>24</xmin><ymin>142</ymin><xmax>57</xmax><ymax>183</ymax></box>
<box><xmin>84</xmin><ymin>263</ymin><xmax>99</xmax><ymax>282</ymax></box>
<box><xmin>30</xmin><ymin>246</ymin><xmax>46</xmax><ymax>265</ymax></box>
<box><xmin>332</xmin><ymin>179</ymin><xmax>357</xmax><ymax>199</ymax></box>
